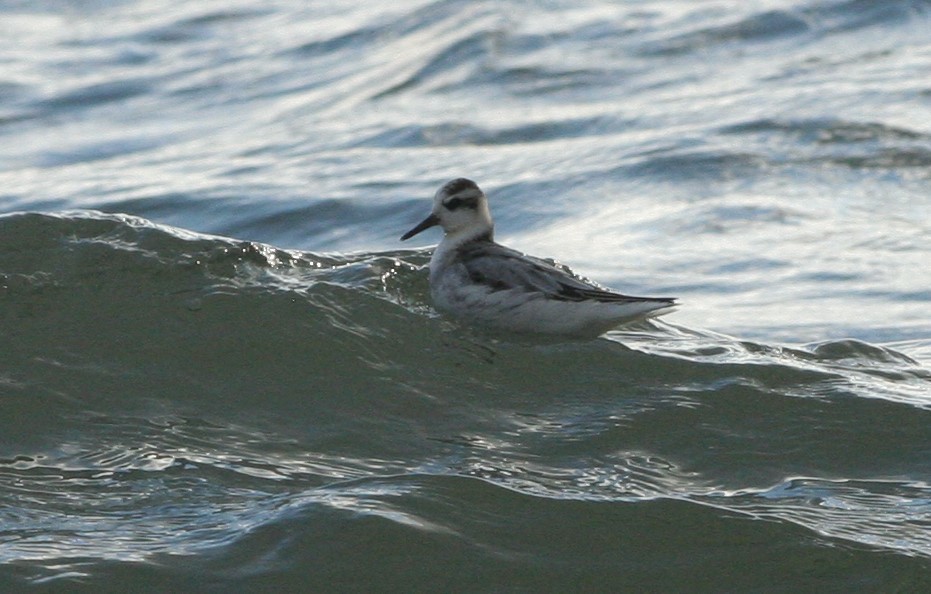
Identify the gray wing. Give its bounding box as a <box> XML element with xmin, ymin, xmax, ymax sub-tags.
<box><xmin>455</xmin><ymin>241</ymin><xmax>675</xmax><ymax>305</ymax></box>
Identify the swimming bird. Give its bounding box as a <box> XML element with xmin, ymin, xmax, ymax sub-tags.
<box><xmin>401</xmin><ymin>178</ymin><xmax>676</xmax><ymax>337</ymax></box>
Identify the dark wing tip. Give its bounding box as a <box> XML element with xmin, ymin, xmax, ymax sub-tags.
<box><xmin>555</xmin><ymin>282</ymin><xmax>677</xmax><ymax>304</ymax></box>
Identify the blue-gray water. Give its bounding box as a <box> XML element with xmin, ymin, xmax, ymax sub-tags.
<box><xmin>2</xmin><ymin>1</ymin><xmax>931</xmax><ymax>591</ymax></box>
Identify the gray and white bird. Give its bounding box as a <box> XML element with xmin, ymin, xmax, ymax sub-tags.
<box><xmin>401</xmin><ymin>178</ymin><xmax>676</xmax><ymax>337</ymax></box>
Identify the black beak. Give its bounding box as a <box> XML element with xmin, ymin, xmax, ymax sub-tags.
<box><xmin>400</xmin><ymin>213</ymin><xmax>440</xmax><ymax>241</ymax></box>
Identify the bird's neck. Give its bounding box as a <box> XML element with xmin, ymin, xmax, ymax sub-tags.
<box><xmin>443</xmin><ymin>223</ymin><xmax>494</xmax><ymax>248</ymax></box>
<box><xmin>431</xmin><ymin>224</ymin><xmax>494</xmax><ymax>273</ymax></box>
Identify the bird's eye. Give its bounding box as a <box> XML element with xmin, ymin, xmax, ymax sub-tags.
<box><xmin>445</xmin><ymin>197</ymin><xmax>463</xmax><ymax>210</ymax></box>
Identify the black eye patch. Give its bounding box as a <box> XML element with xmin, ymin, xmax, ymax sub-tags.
<box><xmin>444</xmin><ymin>196</ymin><xmax>478</xmax><ymax>211</ymax></box>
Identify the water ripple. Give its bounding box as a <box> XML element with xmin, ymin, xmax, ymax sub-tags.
<box><xmin>2</xmin><ymin>0</ymin><xmax>931</xmax><ymax>588</ymax></box>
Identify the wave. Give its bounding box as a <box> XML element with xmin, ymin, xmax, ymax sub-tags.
<box><xmin>1</xmin><ymin>211</ymin><xmax>929</xmax><ymax>583</ymax></box>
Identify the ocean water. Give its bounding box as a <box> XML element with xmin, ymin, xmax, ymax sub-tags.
<box><xmin>2</xmin><ymin>0</ymin><xmax>931</xmax><ymax>591</ymax></box>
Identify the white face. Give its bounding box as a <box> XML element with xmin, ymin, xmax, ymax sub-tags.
<box><xmin>431</xmin><ymin>178</ymin><xmax>490</xmax><ymax>235</ymax></box>
<box><xmin>401</xmin><ymin>178</ymin><xmax>493</xmax><ymax>241</ymax></box>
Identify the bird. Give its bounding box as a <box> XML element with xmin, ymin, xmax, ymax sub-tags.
<box><xmin>400</xmin><ymin>178</ymin><xmax>676</xmax><ymax>337</ymax></box>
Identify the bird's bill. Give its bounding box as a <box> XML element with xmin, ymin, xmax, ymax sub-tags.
<box><xmin>400</xmin><ymin>213</ymin><xmax>440</xmax><ymax>241</ymax></box>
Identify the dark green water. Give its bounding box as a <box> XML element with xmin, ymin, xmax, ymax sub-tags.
<box><xmin>2</xmin><ymin>1</ymin><xmax>931</xmax><ymax>591</ymax></box>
